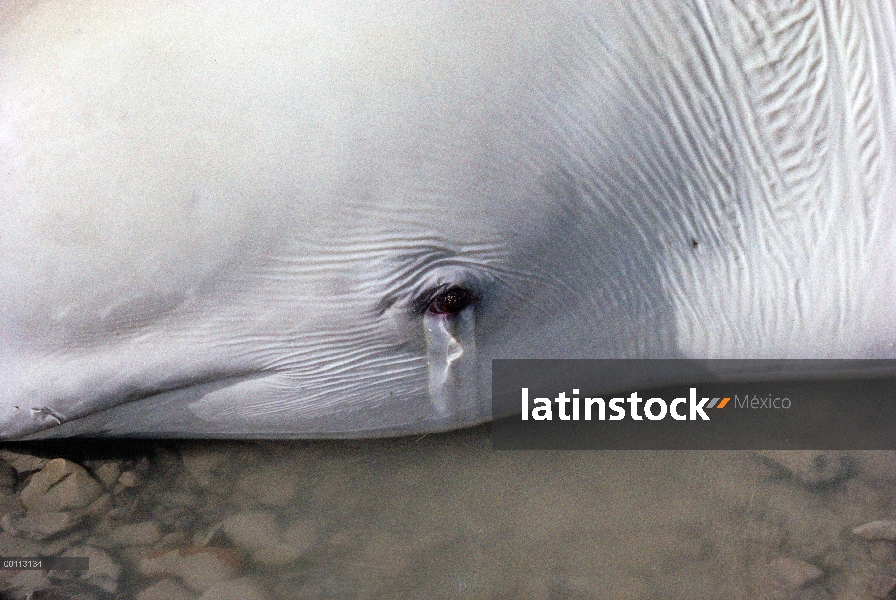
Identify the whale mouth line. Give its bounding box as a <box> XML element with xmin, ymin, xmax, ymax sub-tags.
<box><xmin>7</xmin><ymin>371</ymin><xmax>270</xmax><ymax>441</ymax></box>
<box><xmin>117</xmin><ymin>370</ymin><xmax>270</xmax><ymax>406</ymax></box>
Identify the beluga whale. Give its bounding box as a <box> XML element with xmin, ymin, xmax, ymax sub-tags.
<box><xmin>2</xmin><ymin>1</ymin><xmax>896</xmax><ymax>439</ymax></box>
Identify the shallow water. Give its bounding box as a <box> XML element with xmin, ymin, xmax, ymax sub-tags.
<box><xmin>0</xmin><ymin>428</ymin><xmax>894</xmax><ymax>599</ymax></box>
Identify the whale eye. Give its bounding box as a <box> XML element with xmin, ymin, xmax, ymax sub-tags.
<box><xmin>428</xmin><ymin>287</ymin><xmax>474</xmax><ymax>315</ymax></box>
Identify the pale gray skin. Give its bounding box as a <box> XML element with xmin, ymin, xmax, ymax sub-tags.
<box><xmin>2</xmin><ymin>1</ymin><xmax>896</xmax><ymax>439</ymax></box>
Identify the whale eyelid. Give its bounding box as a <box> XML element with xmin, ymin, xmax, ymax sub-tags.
<box><xmin>412</xmin><ymin>284</ymin><xmax>449</xmax><ymax>314</ymax></box>
<box><xmin>428</xmin><ymin>287</ymin><xmax>475</xmax><ymax>315</ymax></box>
<box><xmin>373</xmin><ymin>282</ymin><xmax>477</xmax><ymax>317</ymax></box>
<box><xmin>413</xmin><ymin>284</ymin><xmax>477</xmax><ymax>316</ymax></box>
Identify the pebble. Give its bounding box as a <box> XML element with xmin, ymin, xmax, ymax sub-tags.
<box><xmin>108</xmin><ymin>521</ymin><xmax>161</xmax><ymax>546</ymax></box>
<box><xmin>7</xmin><ymin>569</ymin><xmax>53</xmax><ymax>597</ymax></box>
<box><xmin>868</xmin><ymin>540</ymin><xmax>896</xmax><ymax>563</ymax></box>
<box><xmin>198</xmin><ymin>577</ymin><xmax>272</xmax><ymax>600</ymax></box>
<box><xmin>855</xmin><ymin>451</ymin><xmax>896</xmax><ymax>482</ymax></box>
<box><xmin>20</xmin><ymin>459</ymin><xmax>103</xmax><ymax>513</ymax></box>
<box><xmin>59</xmin><ymin>545</ymin><xmax>121</xmax><ymax>594</ymax></box>
<box><xmin>139</xmin><ymin>547</ymin><xmax>241</xmax><ymax>593</ymax></box>
<box><xmin>236</xmin><ymin>461</ymin><xmax>300</xmax><ymax>507</ymax></box>
<box><xmin>91</xmin><ymin>463</ymin><xmax>122</xmax><ymax>489</ymax></box>
<box><xmin>82</xmin><ymin>493</ymin><xmax>113</xmax><ymax>518</ymax></box>
<box><xmin>157</xmin><ymin>530</ymin><xmax>190</xmax><ymax>548</ymax></box>
<box><xmin>0</xmin><ymin>494</ymin><xmax>20</xmax><ymax>518</ymax></box>
<box><xmin>179</xmin><ymin>445</ymin><xmax>234</xmax><ymax>488</ymax></box>
<box><xmin>0</xmin><ymin>460</ymin><xmax>16</xmax><ymax>490</ymax></box>
<box><xmin>870</xmin><ymin>573</ymin><xmax>896</xmax><ymax>599</ymax></box>
<box><xmin>136</xmin><ymin>578</ymin><xmax>196</xmax><ymax>600</ymax></box>
<box><xmin>44</xmin><ymin>532</ymin><xmax>87</xmax><ymax>557</ymax></box>
<box><xmin>564</xmin><ymin>575</ymin><xmax>649</xmax><ymax>600</ymax></box>
<box><xmin>0</xmin><ymin>450</ymin><xmax>50</xmax><ymax>473</ymax></box>
<box><xmin>853</xmin><ymin>521</ymin><xmax>896</xmax><ymax>541</ymax></box>
<box><xmin>20</xmin><ymin>579</ymin><xmax>118</xmax><ymax>600</ymax></box>
<box><xmin>160</xmin><ymin>491</ymin><xmax>198</xmax><ymax>507</ymax></box>
<box><xmin>117</xmin><ymin>470</ymin><xmax>141</xmax><ymax>488</ymax></box>
<box><xmin>755</xmin><ymin>450</ymin><xmax>852</xmax><ymax>487</ymax></box>
<box><xmin>0</xmin><ymin>510</ymin><xmax>83</xmax><ymax>540</ymax></box>
<box><xmin>220</xmin><ymin>511</ymin><xmax>314</xmax><ymax>566</ymax></box>
<box><xmin>770</xmin><ymin>556</ymin><xmax>824</xmax><ymax>589</ymax></box>
<box><xmin>0</xmin><ymin>531</ymin><xmax>48</xmax><ymax>556</ymax></box>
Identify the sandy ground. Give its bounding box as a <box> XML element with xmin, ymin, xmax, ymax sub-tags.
<box><xmin>0</xmin><ymin>428</ymin><xmax>894</xmax><ymax>599</ymax></box>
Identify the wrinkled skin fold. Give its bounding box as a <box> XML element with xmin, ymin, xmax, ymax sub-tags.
<box><xmin>1</xmin><ymin>1</ymin><xmax>896</xmax><ymax>439</ymax></box>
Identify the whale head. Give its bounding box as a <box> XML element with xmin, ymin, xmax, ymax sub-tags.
<box><xmin>2</xmin><ymin>1</ymin><xmax>896</xmax><ymax>439</ymax></box>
